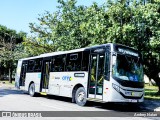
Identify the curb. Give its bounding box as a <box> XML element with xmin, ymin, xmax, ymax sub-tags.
<box><xmin>154</xmin><ymin>107</ymin><xmax>160</xmax><ymax>111</ymax></box>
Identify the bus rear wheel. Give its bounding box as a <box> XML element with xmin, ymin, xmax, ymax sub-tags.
<box><xmin>29</xmin><ymin>83</ymin><xmax>36</xmax><ymax>97</ymax></box>
<box><xmin>75</xmin><ymin>87</ymin><xmax>87</xmax><ymax>106</ymax></box>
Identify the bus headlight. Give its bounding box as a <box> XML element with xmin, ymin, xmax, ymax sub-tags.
<box><xmin>112</xmin><ymin>83</ymin><xmax>120</xmax><ymax>92</ymax></box>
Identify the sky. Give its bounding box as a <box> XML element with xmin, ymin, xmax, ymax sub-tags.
<box><xmin>0</xmin><ymin>0</ymin><xmax>106</xmax><ymax>34</ymax></box>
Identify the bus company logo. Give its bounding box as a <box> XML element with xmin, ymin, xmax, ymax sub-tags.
<box><xmin>51</xmin><ymin>75</ymin><xmax>54</xmax><ymax>79</ymax></box>
<box><xmin>62</xmin><ymin>76</ymin><xmax>73</xmax><ymax>81</ymax></box>
<box><xmin>51</xmin><ymin>76</ymin><xmax>60</xmax><ymax>80</ymax></box>
<box><xmin>55</xmin><ymin>77</ymin><xmax>60</xmax><ymax>80</ymax></box>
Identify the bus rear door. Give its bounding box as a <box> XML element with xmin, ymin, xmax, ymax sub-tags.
<box><xmin>20</xmin><ymin>61</ymin><xmax>27</xmax><ymax>86</ymax></box>
<box><xmin>40</xmin><ymin>58</ymin><xmax>51</xmax><ymax>94</ymax></box>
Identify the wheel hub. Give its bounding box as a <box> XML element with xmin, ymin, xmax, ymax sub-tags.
<box><xmin>77</xmin><ymin>92</ymin><xmax>85</xmax><ymax>102</ymax></box>
<box><xmin>30</xmin><ymin>84</ymin><xmax>34</xmax><ymax>95</ymax></box>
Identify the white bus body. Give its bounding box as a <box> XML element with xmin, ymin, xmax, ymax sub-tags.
<box><xmin>15</xmin><ymin>43</ymin><xmax>144</xmax><ymax>106</ymax></box>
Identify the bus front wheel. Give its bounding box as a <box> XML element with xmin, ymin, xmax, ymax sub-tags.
<box><xmin>29</xmin><ymin>83</ymin><xmax>36</xmax><ymax>97</ymax></box>
<box><xmin>75</xmin><ymin>87</ymin><xmax>87</xmax><ymax>106</ymax></box>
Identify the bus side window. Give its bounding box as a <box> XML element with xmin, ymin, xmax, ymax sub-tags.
<box><xmin>51</xmin><ymin>58</ymin><xmax>55</xmax><ymax>72</ymax></box>
<box><xmin>104</xmin><ymin>47</ymin><xmax>110</xmax><ymax>80</ymax></box>
<box><xmin>34</xmin><ymin>59</ymin><xmax>42</xmax><ymax>72</ymax></box>
<box><xmin>82</xmin><ymin>51</ymin><xmax>89</xmax><ymax>71</ymax></box>
<box><xmin>51</xmin><ymin>55</ymin><xmax>66</xmax><ymax>72</ymax></box>
<box><xmin>28</xmin><ymin>60</ymin><xmax>34</xmax><ymax>72</ymax></box>
<box><xmin>66</xmin><ymin>52</ymin><xmax>82</xmax><ymax>71</ymax></box>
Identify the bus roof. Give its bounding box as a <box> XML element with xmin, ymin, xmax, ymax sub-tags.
<box><xmin>20</xmin><ymin>43</ymin><xmax>113</xmax><ymax>61</ymax></box>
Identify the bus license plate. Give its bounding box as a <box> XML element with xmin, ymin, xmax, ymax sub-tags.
<box><xmin>131</xmin><ymin>99</ymin><xmax>137</xmax><ymax>102</ymax></box>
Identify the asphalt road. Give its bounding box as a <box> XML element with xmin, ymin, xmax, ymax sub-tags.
<box><xmin>0</xmin><ymin>86</ymin><xmax>159</xmax><ymax>120</ymax></box>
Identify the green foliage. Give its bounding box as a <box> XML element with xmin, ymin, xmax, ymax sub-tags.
<box><xmin>26</xmin><ymin>0</ymin><xmax>108</xmax><ymax>54</ymax></box>
<box><xmin>0</xmin><ymin>25</ymin><xmax>27</xmax><ymax>81</ymax></box>
<box><xmin>145</xmin><ymin>84</ymin><xmax>160</xmax><ymax>100</ymax></box>
<box><xmin>106</xmin><ymin>1</ymin><xmax>160</xmax><ymax>91</ymax></box>
<box><xmin>25</xmin><ymin>0</ymin><xmax>160</xmax><ymax>91</ymax></box>
<box><xmin>0</xmin><ymin>25</ymin><xmax>27</xmax><ymax>62</ymax></box>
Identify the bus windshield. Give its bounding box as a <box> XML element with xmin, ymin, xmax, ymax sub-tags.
<box><xmin>112</xmin><ymin>54</ymin><xmax>143</xmax><ymax>82</ymax></box>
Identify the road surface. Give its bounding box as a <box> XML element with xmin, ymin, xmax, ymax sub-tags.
<box><xmin>0</xmin><ymin>85</ymin><xmax>159</xmax><ymax>120</ymax></box>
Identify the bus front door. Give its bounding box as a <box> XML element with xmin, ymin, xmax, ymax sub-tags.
<box><xmin>88</xmin><ymin>54</ymin><xmax>105</xmax><ymax>100</ymax></box>
<box><xmin>41</xmin><ymin>59</ymin><xmax>51</xmax><ymax>93</ymax></box>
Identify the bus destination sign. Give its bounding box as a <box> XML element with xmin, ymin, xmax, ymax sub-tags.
<box><xmin>118</xmin><ymin>48</ymin><xmax>139</xmax><ymax>57</ymax></box>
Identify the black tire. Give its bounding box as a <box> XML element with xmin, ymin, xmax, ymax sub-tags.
<box><xmin>75</xmin><ymin>87</ymin><xmax>87</xmax><ymax>106</ymax></box>
<box><xmin>29</xmin><ymin>83</ymin><xmax>36</xmax><ymax>97</ymax></box>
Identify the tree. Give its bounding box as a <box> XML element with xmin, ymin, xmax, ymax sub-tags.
<box><xmin>0</xmin><ymin>25</ymin><xmax>26</xmax><ymax>83</ymax></box>
<box><xmin>25</xmin><ymin>0</ymin><xmax>107</xmax><ymax>55</ymax></box>
<box><xmin>106</xmin><ymin>0</ymin><xmax>160</xmax><ymax>93</ymax></box>
<box><xmin>25</xmin><ymin>0</ymin><xmax>160</xmax><ymax>93</ymax></box>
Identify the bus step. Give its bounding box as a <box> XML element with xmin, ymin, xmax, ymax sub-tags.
<box><xmin>40</xmin><ymin>92</ymin><xmax>47</xmax><ymax>95</ymax></box>
<box><xmin>87</xmin><ymin>98</ymin><xmax>104</xmax><ymax>103</ymax></box>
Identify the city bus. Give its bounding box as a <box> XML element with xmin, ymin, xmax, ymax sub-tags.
<box><xmin>15</xmin><ymin>43</ymin><xmax>144</xmax><ymax>106</ymax></box>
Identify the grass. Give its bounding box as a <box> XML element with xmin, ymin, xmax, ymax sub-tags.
<box><xmin>144</xmin><ymin>84</ymin><xmax>160</xmax><ymax>100</ymax></box>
